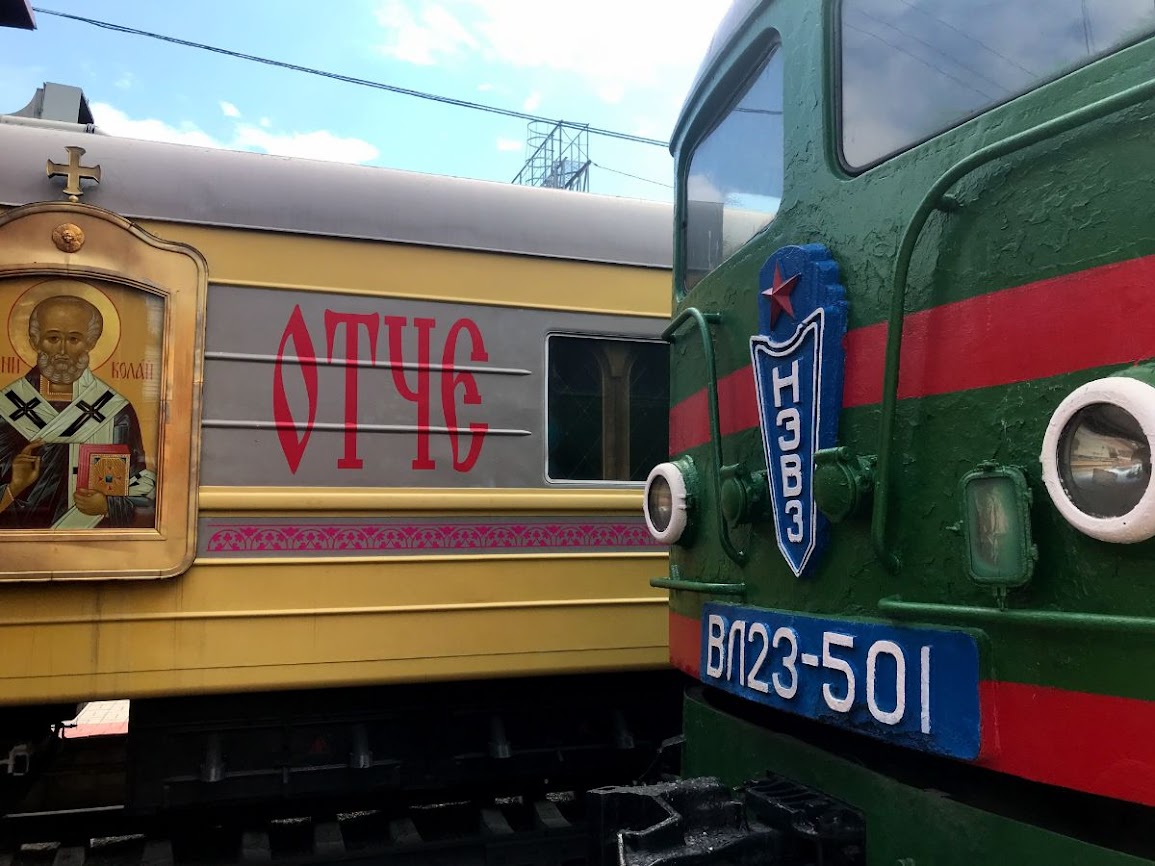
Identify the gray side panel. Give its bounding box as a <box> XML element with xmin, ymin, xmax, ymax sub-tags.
<box><xmin>0</xmin><ymin>123</ymin><xmax>672</xmax><ymax>267</ymax></box>
<box><xmin>202</xmin><ymin>284</ymin><xmax>664</xmax><ymax>488</ymax></box>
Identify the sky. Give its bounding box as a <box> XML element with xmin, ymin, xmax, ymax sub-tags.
<box><xmin>0</xmin><ymin>1</ymin><xmax>732</xmax><ymax>202</ymax></box>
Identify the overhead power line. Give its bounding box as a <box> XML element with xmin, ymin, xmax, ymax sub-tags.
<box><xmin>32</xmin><ymin>7</ymin><xmax>669</xmax><ymax>148</ymax></box>
<box><xmin>591</xmin><ymin>161</ymin><xmax>673</xmax><ymax>189</ymax></box>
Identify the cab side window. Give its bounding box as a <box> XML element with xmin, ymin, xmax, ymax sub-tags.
<box><xmin>684</xmin><ymin>46</ymin><xmax>785</xmax><ymax>292</ymax></box>
<box><xmin>841</xmin><ymin>0</ymin><xmax>1155</xmax><ymax>169</ymax></box>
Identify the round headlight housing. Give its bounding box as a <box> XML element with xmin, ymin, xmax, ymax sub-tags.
<box><xmin>647</xmin><ymin>474</ymin><xmax>675</xmax><ymax>533</ymax></box>
<box><xmin>643</xmin><ymin>459</ymin><xmax>694</xmax><ymax>544</ymax></box>
<box><xmin>1041</xmin><ymin>375</ymin><xmax>1155</xmax><ymax>542</ymax></box>
<box><xmin>1057</xmin><ymin>403</ymin><xmax>1150</xmax><ymax>518</ymax></box>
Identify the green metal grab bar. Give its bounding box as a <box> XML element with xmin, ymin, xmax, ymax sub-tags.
<box><xmin>880</xmin><ymin>596</ymin><xmax>1155</xmax><ymax>635</ymax></box>
<box><xmin>663</xmin><ymin>307</ymin><xmax>748</xmax><ymax>565</ymax></box>
<box><xmin>872</xmin><ymin>75</ymin><xmax>1155</xmax><ymax>572</ymax></box>
<box><xmin>652</xmin><ymin>564</ymin><xmax>746</xmax><ymax>595</ymax></box>
<box><xmin>651</xmin><ymin>577</ymin><xmax>747</xmax><ymax>595</ymax></box>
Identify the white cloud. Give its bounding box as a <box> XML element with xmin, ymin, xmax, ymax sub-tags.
<box><xmin>233</xmin><ymin>126</ymin><xmax>380</xmax><ymax>163</ymax></box>
<box><xmin>632</xmin><ymin>119</ymin><xmax>665</xmax><ymax>140</ymax></box>
<box><xmin>522</xmin><ymin>90</ymin><xmax>541</xmax><ymax>112</ymax></box>
<box><xmin>92</xmin><ymin>103</ymin><xmax>222</xmax><ymax>148</ymax></box>
<box><xmin>114</xmin><ymin>72</ymin><xmax>134</xmax><ymax>90</ymax></box>
<box><xmin>91</xmin><ymin>102</ymin><xmax>379</xmax><ymax>164</ymax></box>
<box><xmin>597</xmin><ymin>83</ymin><xmax>625</xmax><ymax>104</ymax></box>
<box><xmin>372</xmin><ymin>0</ymin><xmax>730</xmax><ymax>102</ymax></box>
<box><xmin>219</xmin><ymin>101</ymin><xmax>241</xmax><ymax>118</ymax></box>
<box><xmin>259</xmin><ymin>117</ymin><xmax>272</xmax><ymax>128</ymax></box>
<box><xmin>687</xmin><ymin>173</ymin><xmax>723</xmax><ymax>203</ymax></box>
<box><xmin>477</xmin><ymin>82</ymin><xmax>495</xmax><ymax>92</ymax></box>
<box><xmin>496</xmin><ymin>136</ymin><xmax>522</xmax><ymax>152</ymax></box>
<box><xmin>374</xmin><ymin>0</ymin><xmax>478</xmax><ymax>65</ymax></box>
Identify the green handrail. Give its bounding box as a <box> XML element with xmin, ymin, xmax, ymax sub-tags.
<box><xmin>880</xmin><ymin>596</ymin><xmax>1155</xmax><ymax>635</ymax></box>
<box><xmin>872</xmin><ymin>75</ymin><xmax>1155</xmax><ymax>572</ymax></box>
<box><xmin>651</xmin><ymin>577</ymin><xmax>748</xmax><ymax>595</ymax></box>
<box><xmin>664</xmin><ymin>307</ymin><xmax>748</xmax><ymax>565</ymax></box>
<box><xmin>651</xmin><ymin>564</ymin><xmax>746</xmax><ymax>595</ymax></box>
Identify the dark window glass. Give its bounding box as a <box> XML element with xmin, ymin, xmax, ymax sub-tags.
<box><xmin>841</xmin><ymin>0</ymin><xmax>1155</xmax><ymax>168</ymax></box>
<box><xmin>547</xmin><ymin>336</ymin><xmax>669</xmax><ymax>482</ymax></box>
<box><xmin>685</xmin><ymin>47</ymin><xmax>784</xmax><ymax>292</ymax></box>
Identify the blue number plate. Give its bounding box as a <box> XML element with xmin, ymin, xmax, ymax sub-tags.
<box><xmin>701</xmin><ymin>603</ymin><xmax>980</xmax><ymax>759</ymax></box>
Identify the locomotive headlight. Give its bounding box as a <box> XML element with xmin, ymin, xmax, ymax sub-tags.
<box><xmin>1041</xmin><ymin>374</ymin><xmax>1155</xmax><ymax>542</ymax></box>
<box><xmin>960</xmin><ymin>464</ymin><xmax>1035</xmax><ymax>589</ymax></box>
<box><xmin>643</xmin><ymin>457</ymin><xmax>696</xmax><ymax>544</ymax></box>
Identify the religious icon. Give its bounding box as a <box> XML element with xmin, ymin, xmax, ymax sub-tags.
<box><xmin>0</xmin><ymin>193</ymin><xmax>205</xmax><ymax>580</ymax></box>
<box><xmin>0</xmin><ymin>280</ymin><xmax>159</xmax><ymax>529</ymax></box>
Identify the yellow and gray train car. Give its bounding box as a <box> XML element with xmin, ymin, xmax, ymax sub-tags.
<box><xmin>0</xmin><ymin>109</ymin><xmax>676</xmax><ymax>809</ymax></box>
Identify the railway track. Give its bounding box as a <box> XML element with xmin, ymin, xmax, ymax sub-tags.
<box><xmin>2</xmin><ymin>793</ymin><xmax>587</xmax><ymax>866</ymax></box>
<box><xmin>0</xmin><ymin>736</ymin><xmax>591</xmax><ymax>866</ymax></box>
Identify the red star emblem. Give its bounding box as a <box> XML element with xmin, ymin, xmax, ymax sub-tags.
<box><xmin>762</xmin><ymin>263</ymin><xmax>800</xmax><ymax>326</ymax></box>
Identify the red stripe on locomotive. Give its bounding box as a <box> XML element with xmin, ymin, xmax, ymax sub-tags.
<box><xmin>672</xmin><ymin>253</ymin><xmax>1155</xmax><ymax>453</ymax></box>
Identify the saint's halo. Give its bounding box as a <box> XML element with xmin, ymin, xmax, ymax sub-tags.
<box><xmin>7</xmin><ymin>279</ymin><xmax>122</xmax><ymax>371</ymax></box>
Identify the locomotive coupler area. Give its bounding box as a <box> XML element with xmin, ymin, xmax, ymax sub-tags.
<box><xmin>588</xmin><ymin>774</ymin><xmax>864</xmax><ymax>866</ymax></box>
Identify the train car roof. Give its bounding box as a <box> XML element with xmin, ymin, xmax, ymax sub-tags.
<box><xmin>0</xmin><ymin>121</ymin><xmax>673</xmax><ymax>269</ymax></box>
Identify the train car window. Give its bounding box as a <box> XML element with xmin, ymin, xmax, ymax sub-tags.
<box><xmin>546</xmin><ymin>336</ymin><xmax>669</xmax><ymax>483</ymax></box>
<box><xmin>684</xmin><ymin>46</ymin><xmax>784</xmax><ymax>292</ymax></box>
<box><xmin>841</xmin><ymin>0</ymin><xmax>1155</xmax><ymax>170</ymax></box>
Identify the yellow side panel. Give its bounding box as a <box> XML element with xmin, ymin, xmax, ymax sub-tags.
<box><xmin>0</xmin><ymin>553</ymin><xmax>668</xmax><ymax>704</ymax></box>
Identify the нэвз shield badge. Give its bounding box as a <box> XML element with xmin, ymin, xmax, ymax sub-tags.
<box><xmin>750</xmin><ymin>245</ymin><xmax>848</xmax><ymax>577</ymax></box>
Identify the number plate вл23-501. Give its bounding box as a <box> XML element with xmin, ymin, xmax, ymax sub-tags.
<box><xmin>700</xmin><ymin>603</ymin><xmax>981</xmax><ymax>759</ymax></box>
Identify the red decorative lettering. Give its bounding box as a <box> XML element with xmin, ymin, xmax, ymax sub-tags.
<box><xmin>271</xmin><ymin>308</ymin><xmax>490</xmax><ymax>475</ymax></box>
<box><xmin>384</xmin><ymin>316</ymin><xmax>437</xmax><ymax>470</ymax></box>
<box><xmin>441</xmin><ymin>318</ymin><xmax>489</xmax><ymax>473</ymax></box>
<box><xmin>325</xmin><ymin>310</ymin><xmax>379</xmax><ymax>470</ymax></box>
<box><xmin>273</xmin><ymin>305</ymin><xmax>319</xmax><ymax>474</ymax></box>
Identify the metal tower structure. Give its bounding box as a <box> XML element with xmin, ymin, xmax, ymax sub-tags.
<box><xmin>512</xmin><ymin>121</ymin><xmax>591</xmax><ymax>192</ymax></box>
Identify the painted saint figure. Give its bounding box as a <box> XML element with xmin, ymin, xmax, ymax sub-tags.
<box><xmin>0</xmin><ymin>291</ymin><xmax>155</xmax><ymax>528</ymax></box>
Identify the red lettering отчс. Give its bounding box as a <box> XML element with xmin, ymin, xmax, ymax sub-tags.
<box><xmin>325</xmin><ymin>310</ymin><xmax>379</xmax><ymax>470</ymax></box>
<box><xmin>273</xmin><ymin>305</ymin><xmax>319</xmax><ymax>474</ymax></box>
<box><xmin>384</xmin><ymin>316</ymin><xmax>437</xmax><ymax>470</ymax></box>
<box><xmin>441</xmin><ymin>317</ymin><xmax>490</xmax><ymax>473</ymax></box>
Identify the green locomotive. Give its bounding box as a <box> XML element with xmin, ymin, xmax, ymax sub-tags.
<box><xmin>594</xmin><ymin>1</ymin><xmax>1155</xmax><ymax>863</ymax></box>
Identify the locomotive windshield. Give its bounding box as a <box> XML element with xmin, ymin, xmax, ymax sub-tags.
<box><xmin>684</xmin><ymin>46</ymin><xmax>784</xmax><ymax>291</ymax></box>
<box><xmin>841</xmin><ymin>0</ymin><xmax>1155</xmax><ymax>168</ymax></box>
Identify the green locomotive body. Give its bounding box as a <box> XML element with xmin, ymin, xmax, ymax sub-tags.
<box><xmin>602</xmin><ymin>1</ymin><xmax>1155</xmax><ymax>862</ymax></box>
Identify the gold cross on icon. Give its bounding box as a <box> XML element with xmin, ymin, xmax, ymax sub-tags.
<box><xmin>46</xmin><ymin>146</ymin><xmax>101</xmax><ymax>202</ymax></box>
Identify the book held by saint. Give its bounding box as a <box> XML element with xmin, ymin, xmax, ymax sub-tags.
<box><xmin>79</xmin><ymin>443</ymin><xmax>130</xmax><ymax>496</ymax></box>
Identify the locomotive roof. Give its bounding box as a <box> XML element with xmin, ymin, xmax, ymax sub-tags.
<box><xmin>672</xmin><ymin>0</ymin><xmax>764</xmax><ymax>154</ymax></box>
<box><xmin>0</xmin><ymin>121</ymin><xmax>673</xmax><ymax>269</ymax></box>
